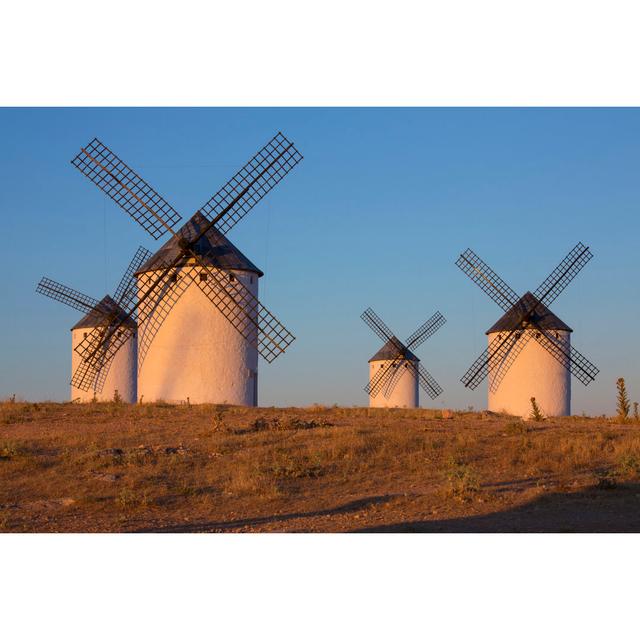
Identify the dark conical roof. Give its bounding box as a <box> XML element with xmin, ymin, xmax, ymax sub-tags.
<box><xmin>135</xmin><ymin>212</ymin><xmax>263</xmax><ymax>276</ymax></box>
<box><xmin>368</xmin><ymin>337</ymin><xmax>420</xmax><ymax>363</ymax></box>
<box><xmin>70</xmin><ymin>295</ymin><xmax>136</xmax><ymax>331</ymax></box>
<box><xmin>486</xmin><ymin>291</ymin><xmax>572</xmax><ymax>334</ymax></box>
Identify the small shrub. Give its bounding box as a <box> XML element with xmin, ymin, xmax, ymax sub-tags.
<box><xmin>529</xmin><ymin>397</ymin><xmax>544</xmax><ymax>422</ymax></box>
<box><xmin>211</xmin><ymin>409</ymin><xmax>226</xmax><ymax>431</ymax></box>
<box><xmin>0</xmin><ymin>441</ymin><xmax>20</xmax><ymax>460</ymax></box>
<box><xmin>617</xmin><ymin>453</ymin><xmax>640</xmax><ymax>477</ymax></box>
<box><xmin>445</xmin><ymin>459</ymin><xmax>480</xmax><ymax>500</ymax></box>
<box><xmin>616</xmin><ymin>378</ymin><xmax>630</xmax><ymax>423</ymax></box>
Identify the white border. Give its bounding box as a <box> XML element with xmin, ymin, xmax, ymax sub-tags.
<box><xmin>1</xmin><ymin>1</ymin><xmax>639</xmax><ymax>106</ymax></box>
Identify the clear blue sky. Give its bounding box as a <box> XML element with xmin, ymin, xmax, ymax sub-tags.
<box><xmin>0</xmin><ymin>108</ymin><xmax>638</xmax><ymax>414</ymax></box>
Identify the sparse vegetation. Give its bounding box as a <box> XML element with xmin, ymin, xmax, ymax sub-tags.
<box><xmin>617</xmin><ymin>378</ymin><xmax>630</xmax><ymax>423</ymax></box>
<box><xmin>2</xmin><ymin>401</ymin><xmax>640</xmax><ymax>532</ymax></box>
<box><xmin>529</xmin><ymin>397</ymin><xmax>544</xmax><ymax>421</ymax></box>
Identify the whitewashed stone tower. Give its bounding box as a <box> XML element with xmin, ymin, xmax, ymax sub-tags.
<box><xmin>368</xmin><ymin>341</ymin><xmax>419</xmax><ymax>408</ymax></box>
<box><xmin>136</xmin><ymin>213</ymin><xmax>262</xmax><ymax>405</ymax></box>
<box><xmin>361</xmin><ymin>307</ymin><xmax>445</xmax><ymax>408</ymax></box>
<box><xmin>486</xmin><ymin>293</ymin><xmax>571</xmax><ymax>417</ymax></box>
<box><xmin>70</xmin><ymin>296</ymin><xmax>137</xmax><ymax>403</ymax></box>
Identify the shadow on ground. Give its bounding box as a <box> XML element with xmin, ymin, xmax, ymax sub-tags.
<box><xmin>355</xmin><ymin>482</ymin><xmax>640</xmax><ymax>533</ymax></box>
<box><xmin>134</xmin><ymin>482</ymin><xmax>640</xmax><ymax>533</ymax></box>
<box><xmin>135</xmin><ymin>494</ymin><xmax>400</xmax><ymax>533</ymax></box>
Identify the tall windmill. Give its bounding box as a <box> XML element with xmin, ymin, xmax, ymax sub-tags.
<box><xmin>455</xmin><ymin>242</ymin><xmax>599</xmax><ymax>417</ymax></box>
<box><xmin>361</xmin><ymin>307</ymin><xmax>446</xmax><ymax>408</ymax></box>
<box><xmin>69</xmin><ymin>133</ymin><xmax>302</xmax><ymax>405</ymax></box>
<box><xmin>36</xmin><ymin>246</ymin><xmax>152</xmax><ymax>402</ymax></box>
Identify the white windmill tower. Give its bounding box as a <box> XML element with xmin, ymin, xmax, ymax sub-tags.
<box><xmin>455</xmin><ymin>243</ymin><xmax>599</xmax><ymax>418</ymax></box>
<box><xmin>36</xmin><ymin>247</ymin><xmax>152</xmax><ymax>403</ymax></box>
<box><xmin>361</xmin><ymin>307</ymin><xmax>446</xmax><ymax>408</ymax></box>
<box><xmin>68</xmin><ymin>134</ymin><xmax>303</xmax><ymax>405</ymax></box>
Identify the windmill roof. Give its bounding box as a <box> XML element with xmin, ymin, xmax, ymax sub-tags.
<box><xmin>369</xmin><ymin>338</ymin><xmax>420</xmax><ymax>363</ymax></box>
<box><xmin>70</xmin><ymin>295</ymin><xmax>136</xmax><ymax>331</ymax></box>
<box><xmin>486</xmin><ymin>292</ymin><xmax>573</xmax><ymax>334</ymax></box>
<box><xmin>135</xmin><ymin>212</ymin><xmax>263</xmax><ymax>276</ymax></box>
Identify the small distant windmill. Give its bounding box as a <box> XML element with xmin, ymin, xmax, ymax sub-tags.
<box><xmin>361</xmin><ymin>307</ymin><xmax>446</xmax><ymax>408</ymax></box>
<box><xmin>455</xmin><ymin>242</ymin><xmax>599</xmax><ymax>417</ymax></box>
<box><xmin>68</xmin><ymin>133</ymin><xmax>302</xmax><ymax>405</ymax></box>
<box><xmin>36</xmin><ymin>246</ymin><xmax>152</xmax><ymax>402</ymax></box>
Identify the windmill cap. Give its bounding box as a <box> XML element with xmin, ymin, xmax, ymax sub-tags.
<box><xmin>135</xmin><ymin>211</ymin><xmax>263</xmax><ymax>276</ymax></box>
<box><xmin>486</xmin><ymin>291</ymin><xmax>573</xmax><ymax>334</ymax></box>
<box><xmin>369</xmin><ymin>337</ymin><xmax>420</xmax><ymax>363</ymax></box>
<box><xmin>70</xmin><ymin>295</ymin><xmax>136</xmax><ymax>331</ymax></box>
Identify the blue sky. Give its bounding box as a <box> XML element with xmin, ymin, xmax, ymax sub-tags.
<box><xmin>0</xmin><ymin>108</ymin><xmax>638</xmax><ymax>414</ymax></box>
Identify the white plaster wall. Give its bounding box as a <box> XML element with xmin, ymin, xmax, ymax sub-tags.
<box><xmin>369</xmin><ymin>359</ymin><xmax>419</xmax><ymax>408</ymax></box>
<box><xmin>137</xmin><ymin>266</ymin><xmax>259</xmax><ymax>405</ymax></box>
<box><xmin>487</xmin><ymin>330</ymin><xmax>571</xmax><ymax>418</ymax></box>
<box><xmin>70</xmin><ymin>329</ymin><xmax>137</xmax><ymax>403</ymax></box>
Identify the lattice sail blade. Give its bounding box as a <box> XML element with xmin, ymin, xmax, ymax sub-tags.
<box><xmin>71</xmin><ymin>138</ymin><xmax>182</xmax><ymax>240</ymax></box>
<box><xmin>136</xmin><ymin>263</ymin><xmax>193</xmax><ymax>371</ymax></box>
<box><xmin>405</xmin><ymin>311</ymin><xmax>446</xmax><ymax>351</ymax></box>
<box><xmin>456</xmin><ymin>249</ymin><xmax>520</xmax><ymax>311</ymax></box>
<box><xmin>533</xmin><ymin>242</ymin><xmax>593</xmax><ymax>307</ymax></box>
<box><xmin>113</xmin><ymin>246</ymin><xmax>153</xmax><ymax>313</ymax></box>
<box><xmin>36</xmin><ymin>278</ymin><xmax>99</xmax><ymax>314</ymax></box>
<box><xmin>71</xmin><ymin>324</ymin><xmax>135</xmax><ymax>392</ymax></box>
<box><xmin>198</xmin><ymin>132</ymin><xmax>303</xmax><ymax>235</ymax></box>
<box><xmin>488</xmin><ymin>329</ymin><xmax>534</xmax><ymax>393</ymax></box>
<box><xmin>189</xmin><ymin>261</ymin><xmax>295</xmax><ymax>363</ymax></box>
<box><xmin>416</xmin><ymin>362</ymin><xmax>443</xmax><ymax>400</ymax></box>
<box><xmin>382</xmin><ymin>361</ymin><xmax>408</xmax><ymax>398</ymax></box>
<box><xmin>365</xmin><ymin>356</ymin><xmax>404</xmax><ymax>398</ymax></box>
<box><xmin>531</xmin><ymin>327</ymin><xmax>599</xmax><ymax>386</ymax></box>
<box><xmin>461</xmin><ymin>329</ymin><xmax>526</xmax><ymax>390</ymax></box>
<box><xmin>360</xmin><ymin>307</ymin><xmax>397</xmax><ymax>344</ymax></box>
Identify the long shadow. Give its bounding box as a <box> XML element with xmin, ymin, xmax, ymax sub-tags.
<box><xmin>134</xmin><ymin>482</ymin><xmax>640</xmax><ymax>533</ymax></box>
<box><xmin>135</xmin><ymin>494</ymin><xmax>401</xmax><ymax>533</ymax></box>
<box><xmin>355</xmin><ymin>482</ymin><xmax>640</xmax><ymax>533</ymax></box>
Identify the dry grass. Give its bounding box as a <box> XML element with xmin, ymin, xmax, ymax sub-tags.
<box><xmin>2</xmin><ymin>401</ymin><xmax>640</xmax><ymax>532</ymax></box>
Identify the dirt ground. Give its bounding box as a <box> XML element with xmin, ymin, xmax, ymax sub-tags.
<box><xmin>1</xmin><ymin>401</ymin><xmax>640</xmax><ymax>533</ymax></box>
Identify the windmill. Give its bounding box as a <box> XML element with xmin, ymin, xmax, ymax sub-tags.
<box><xmin>361</xmin><ymin>307</ymin><xmax>446</xmax><ymax>408</ymax></box>
<box><xmin>36</xmin><ymin>246</ymin><xmax>152</xmax><ymax>402</ymax></box>
<box><xmin>455</xmin><ymin>242</ymin><xmax>599</xmax><ymax>417</ymax></box>
<box><xmin>68</xmin><ymin>133</ymin><xmax>303</xmax><ymax>405</ymax></box>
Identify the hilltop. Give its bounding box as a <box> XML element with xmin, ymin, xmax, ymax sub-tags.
<box><xmin>2</xmin><ymin>402</ymin><xmax>640</xmax><ymax>532</ymax></box>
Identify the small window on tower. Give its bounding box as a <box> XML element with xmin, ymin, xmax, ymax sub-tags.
<box><xmin>535</xmin><ymin>332</ymin><xmax>541</xmax><ymax>339</ymax></box>
<box><xmin>228</xmin><ymin>274</ymin><xmax>236</xmax><ymax>282</ymax></box>
<box><xmin>250</xmin><ymin>276</ymin><xmax>254</xmax><ymax>284</ymax></box>
<box><xmin>170</xmin><ymin>274</ymin><xmax>178</xmax><ymax>283</ymax></box>
<box><xmin>555</xmin><ymin>332</ymin><xmax>559</xmax><ymax>339</ymax></box>
<box><xmin>199</xmin><ymin>272</ymin><xmax>208</xmax><ymax>282</ymax></box>
<box><xmin>83</xmin><ymin>332</ymin><xmax>87</xmax><ymax>338</ymax></box>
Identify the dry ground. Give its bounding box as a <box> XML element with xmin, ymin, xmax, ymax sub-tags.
<box><xmin>2</xmin><ymin>401</ymin><xmax>640</xmax><ymax>532</ymax></box>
